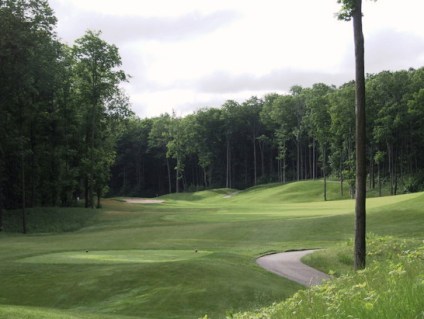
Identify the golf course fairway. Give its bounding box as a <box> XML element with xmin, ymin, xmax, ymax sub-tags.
<box><xmin>0</xmin><ymin>180</ymin><xmax>423</xmax><ymax>318</ymax></box>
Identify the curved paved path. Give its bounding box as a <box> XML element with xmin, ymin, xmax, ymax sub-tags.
<box><xmin>256</xmin><ymin>250</ymin><xmax>331</xmax><ymax>287</ymax></box>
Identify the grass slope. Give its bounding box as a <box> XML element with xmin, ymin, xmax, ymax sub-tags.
<box><xmin>0</xmin><ymin>181</ymin><xmax>423</xmax><ymax>318</ymax></box>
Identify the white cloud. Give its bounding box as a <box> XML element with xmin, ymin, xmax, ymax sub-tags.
<box><xmin>49</xmin><ymin>0</ymin><xmax>424</xmax><ymax>118</ymax></box>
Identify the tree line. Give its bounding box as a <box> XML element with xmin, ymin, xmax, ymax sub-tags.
<box><xmin>110</xmin><ymin>67</ymin><xmax>424</xmax><ymax>198</ymax></box>
<box><xmin>0</xmin><ymin>0</ymin><xmax>132</xmax><ymax>231</ymax></box>
<box><xmin>2</xmin><ymin>0</ymin><xmax>424</xmax><ymax>234</ymax></box>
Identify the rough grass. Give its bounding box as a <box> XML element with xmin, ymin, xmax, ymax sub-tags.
<box><xmin>0</xmin><ymin>181</ymin><xmax>423</xmax><ymax>318</ymax></box>
<box><xmin>2</xmin><ymin>207</ymin><xmax>98</xmax><ymax>233</ymax></box>
<box><xmin>232</xmin><ymin>236</ymin><xmax>424</xmax><ymax>319</ymax></box>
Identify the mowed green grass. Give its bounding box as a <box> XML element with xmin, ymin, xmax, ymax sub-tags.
<box><xmin>0</xmin><ymin>180</ymin><xmax>423</xmax><ymax>318</ymax></box>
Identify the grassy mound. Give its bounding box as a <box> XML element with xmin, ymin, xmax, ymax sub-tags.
<box><xmin>229</xmin><ymin>180</ymin><xmax>348</xmax><ymax>203</ymax></box>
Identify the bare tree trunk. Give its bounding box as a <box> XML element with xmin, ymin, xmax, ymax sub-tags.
<box><xmin>21</xmin><ymin>149</ymin><xmax>27</xmax><ymax>234</ymax></box>
<box><xmin>296</xmin><ymin>140</ymin><xmax>300</xmax><ymax>181</ymax></box>
<box><xmin>166</xmin><ymin>158</ymin><xmax>171</xmax><ymax>194</ymax></box>
<box><xmin>19</xmin><ymin>106</ymin><xmax>28</xmax><ymax>233</ymax></box>
<box><xmin>353</xmin><ymin>0</ymin><xmax>366</xmax><ymax>270</ymax></box>
<box><xmin>175</xmin><ymin>159</ymin><xmax>179</xmax><ymax>194</ymax></box>
<box><xmin>259</xmin><ymin>140</ymin><xmax>265</xmax><ymax>178</ymax></box>
<box><xmin>323</xmin><ymin>146</ymin><xmax>327</xmax><ymax>201</ymax></box>
<box><xmin>226</xmin><ymin>137</ymin><xmax>230</xmax><ymax>188</ymax></box>
<box><xmin>313</xmin><ymin>139</ymin><xmax>316</xmax><ymax>180</ymax></box>
<box><xmin>387</xmin><ymin>142</ymin><xmax>394</xmax><ymax>195</ymax></box>
<box><xmin>277</xmin><ymin>159</ymin><xmax>281</xmax><ymax>183</ymax></box>
<box><xmin>84</xmin><ymin>177</ymin><xmax>89</xmax><ymax>208</ymax></box>
<box><xmin>96</xmin><ymin>188</ymin><xmax>102</xmax><ymax>208</ymax></box>
<box><xmin>0</xmin><ymin>177</ymin><xmax>3</xmax><ymax>231</ymax></box>
<box><xmin>340</xmin><ymin>154</ymin><xmax>344</xmax><ymax>197</ymax></box>
<box><xmin>253</xmin><ymin>137</ymin><xmax>257</xmax><ymax>185</ymax></box>
<box><xmin>369</xmin><ymin>146</ymin><xmax>374</xmax><ymax>190</ymax></box>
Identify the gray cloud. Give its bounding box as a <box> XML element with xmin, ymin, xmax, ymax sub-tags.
<box><xmin>192</xmin><ymin>69</ymin><xmax>352</xmax><ymax>94</ymax></box>
<box><xmin>102</xmin><ymin>11</ymin><xmax>239</xmax><ymax>42</ymax></box>
<box><xmin>50</xmin><ymin>1</ymin><xmax>239</xmax><ymax>44</ymax></box>
<box><xmin>365</xmin><ymin>29</ymin><xmax>424</xmax><ymax>72</ymax></box>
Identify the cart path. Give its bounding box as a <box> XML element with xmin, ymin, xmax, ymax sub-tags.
<box><xmin>256</xmin><ymin>250</ymin><xmax>331</xmax><ymax>287</ymax></box>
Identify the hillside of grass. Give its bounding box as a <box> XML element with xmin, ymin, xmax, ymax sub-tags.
<box><xmin>232</xmin><ymin>236</ymin><xmax>424</xmax><ymax>319</ymax></box>
<box><xmin>0</xmin><ymin>181</ymin><xmax>423</xmax><ymax>318</ymax></box>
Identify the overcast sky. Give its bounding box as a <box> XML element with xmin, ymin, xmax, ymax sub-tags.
<box><xmin>49</xmin><ymin>0</ymin><xmax>424</xmax><ymax>118</ymax></box>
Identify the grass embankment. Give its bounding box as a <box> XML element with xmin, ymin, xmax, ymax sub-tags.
<box><xmin>232</xmin><ymin>236</ymin><xmax>424</xmax><ymax>319</ymax></box>
<box><xmin>0</xmin><ymin>180</ymin><xmax>423</xmax><ymax>318</ymax></box>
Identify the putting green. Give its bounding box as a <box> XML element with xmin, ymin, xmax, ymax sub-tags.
<box><xmin>20</xmin><ymin>250</ymin><xmax>212</xmax><ymax>264</ymax></box>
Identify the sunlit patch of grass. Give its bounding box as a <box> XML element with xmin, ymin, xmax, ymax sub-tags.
<box><xmin>19</xmin><ymin>250</ymin><xmax>212</xmax><ymax>264</ymax></box>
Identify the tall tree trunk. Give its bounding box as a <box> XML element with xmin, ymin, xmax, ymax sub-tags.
<box><xmin>259</xmin><ymin>140</ymin><xmax>265</xmax><ymax>178</ymax></box>
<box><xmin>394</xmin><ymin>160</ymin><xmax>398</xmax><ymax>195</ymax></box>
<box><xmin>20</xmin><ymin>107</ymin><xmax>27</xmax><ymax>233</ymax></box>
<box><xmin>378</xmin><ymin>163</ymin><xmax>382</xmax><ymax>197</ymax></box>
<box><xmin>369</xmin><ymin>146</ymin><xmax>375</xmax><ymax>189</ymax></box>
<box><xmin>123</xmin><ymin>167</ymin><xmax>127</xmax><ymax>193</ymax></box>
<box><xmin>340</xmin><ymin>153</ymin><xmax>344</xmax><ymax>197</ymax></box>
<box><xmin>353</xmin><ymin>0</ymin><xmax>366</xmax><ymax>270</ymax></box>
<box><xmin>277</xmin><ymin>159</ymin><xmax>281</xmax><ymax>183</ymax></box>
<box><xmin>323</xmin><ymin>146</ymin><xmax>327</xmax><ymax>201</ymax></box>
<box><xmin>175</xmin><ymin>159</ymin><xmax>179</xmax><ymax>194</ymax></box>
<box><xmin>166</xmin><ymin>158</ymin><xmax>172</xmax><ymax>194</ymax></box>
<box><xmin>312</xmin><ymin>139</ymin><xmax>317</xmax><ymax>180</ymax></box>
<box><xmin>253</xmin><ymin>136</ymin><xmax>257</xmax><ymax>185</ymax></box>
<box><xmin>226</xmin><ymin>137</ymin><xmax>230</xmax><ymax>188</ymax></box>
<box><xmin>0</xmin><ymin>193</ymin><xmax>3</xmax><ymax>232</ymax></box>
<box><xmin>96</xmin><ymin>188</ymin><xmax>102</xmax><ymax>208</ymax></box>
<box><xmin>387</xmin><ymin>142</ymin><xmax>394</xmax><ymax>195</ymax></box>
<box><xmin>84</xmin><ymin>177</ymin><xmax>89</xmax><ymax>208</ymax></box>
<box><xmin>0</xmin><ymin>176</ymin><xmax>3</xmax><ymax>231</ymax></box>
<box><xmin>21</xmin><ymin>149</ymin><xmax>27</xmax><ymax>234</ymax></box>
<box><xmin>296</xmin><ymin>139</ymin><xmax>300</xmax><ymax>181</ymax></box>
<box><xmin>309</xmin><ymin>141</ymin><xmax>313</xmax><ymax>180</ymax></box>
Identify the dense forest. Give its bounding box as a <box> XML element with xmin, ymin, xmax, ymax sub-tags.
<box><xmin>0</xmin><ymin>0</ymin><xmax>132</xmax><ymax>231</ymax></box>
<box><xmin>110</xmin><ymin>68</ymin><xmax>424</xmax><ymax>198</ymax></box>
<box><xmin>2</xmin><ymin>0</ymin><xmax>424</xmax><ymax>230</ymax></box>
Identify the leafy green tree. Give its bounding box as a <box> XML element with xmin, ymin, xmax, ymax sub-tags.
<box><xmin>73</xmin><ymin>30</ymin><xmax>128</xmax><ymax>208</ymax></box>
<box><xmin>149</xmin><ymin>114</ymin><xmax>174</xmax><ymax>193</ymax></box>
<box><xmin>368</xmin><ymin>71</ymin><xmax>412</xmax><ymax>195</ymax></box>
<box><xmin>166</xmin><ymin>113</ymin><xmax>187</xmax><ymax>193</ymax></box>
<box><xmin>304</xmin><ymin>83</ymin><xmax>334</xmax><ymax>200</ymax></box>
<box><xmin>0</xmin><ymin>0</ymin><xmax>58</xmax><ymax>231</ymax></box>
<box><xmin>241</xmin><ymin>97</ymin><xmax>264</xmax><ymax>185</ymax></box>
<box><xmin>261</xmin><ymin>94</ymin><xmax>298</xmax><ymax>183</ymax></box>
<box><xmin>329</xmin><ymin>81</ymin><xmax>355</xmax><ymax>197</ymax></box>
<box><xmin>221</xmin><ymin>100</ymin><xmax>242</xmax><ymax>188</ymax></box>
<box><xmin>191</xmin><ymin>108</ymin><xmax>223</xmax><ymax>187</ymax></box>
<box><xmin>405</xmin><ymin>68</ymin><xmax>424</xmax><ymax>179</ymax></box>
<box><xmin>290</xmin><ymin>86</ymin><xmax>307</xmax><ymax>181</ymax></box>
